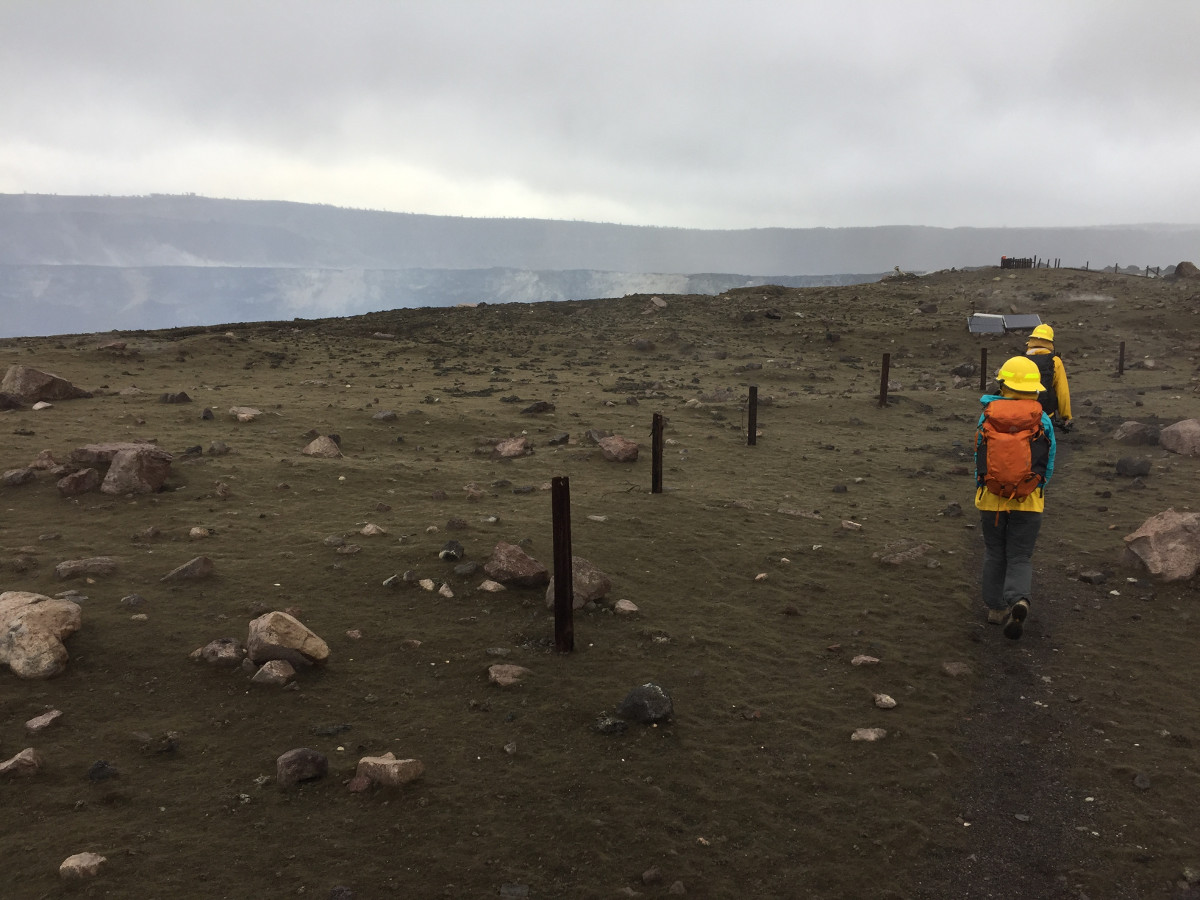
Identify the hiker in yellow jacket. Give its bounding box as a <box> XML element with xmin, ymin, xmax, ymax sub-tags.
<box><xmin>1025</xmin><ymin>323</ymin><xmax>1073</xmax><ymax>430</ymax></box>
<box><xmin>975</xmin><ymin>356</ymin><xmax>1056</xmax><ymax>640</ymax></box>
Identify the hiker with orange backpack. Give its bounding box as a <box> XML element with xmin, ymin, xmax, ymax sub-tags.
<box><xmin>974</xmin><ymin>355</ymin><xmax>1056</xmax><ymax>640</ymax></box>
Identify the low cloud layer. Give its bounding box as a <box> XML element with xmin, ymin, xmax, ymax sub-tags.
<box><xmin>3</xmin><ymin>1</ymin><xmax>1198</xmax><ymax>229</ymax></box>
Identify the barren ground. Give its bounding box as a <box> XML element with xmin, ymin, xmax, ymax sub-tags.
<box><xmin>2</xmin><ymin>266</ymin><xmax>1199</xmax><ymax>899</ymax></box>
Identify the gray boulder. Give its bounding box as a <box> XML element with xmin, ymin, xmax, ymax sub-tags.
<box><xmin>617</xmin><ymin>683</ymin><xmax>674</xmax><ymax>724</ymax></box>
<box><xmin>276</xmin><ymin>748</ymin><xmax>328</xmax><ymax>788</ymax></box>
<box><xmin>545</xmin><ymin>557</ymin><xmax>613</xmax><ymax>609</ymax></box>
<box><xmin>0</xmin><ymin>366</ymin><xmax>92</xmax><ymax>403</ymax></box>
<box><xmin>247</xmin><ymin>611</ymin><xmax>330</xmax><ymax>668</ymax></box>
<box><xmin>1160</xmin><ymin>419</ymin><xmax>1200</xmax><ymax>457</ymax></box>
<box><xmin>1123</xmin><ymin>509</ymin><xmax>1200</xmax><ymax>581</ymax></box>
<box><xmin>483</xmin><ymin>542</ymin><xmax>549</xmax><ymax>588</ymax></box>
<box><xmin>1111</xmin><ymin>421</ymin><xmax>1160</xmax><ymax>446</ymax></box>
<box><xmin>100</xmin><ymin>446</ymin><xmax>174</xmax><ymax>494</ymax></box>
<box><xmin>0</xmin><ymin>591</ymin><xmax>83</xmax><ymax>679</ymax></box>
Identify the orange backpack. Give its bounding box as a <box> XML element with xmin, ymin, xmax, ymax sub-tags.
<box><xmin>976</xmin><ymin>399</ymin><xmax>1048</xmax><ymax>500</ymax></box>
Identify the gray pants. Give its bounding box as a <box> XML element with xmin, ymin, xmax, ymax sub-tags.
<box><xmin>980</xmin><ymin>510</ymin><xmax>1042</xmax><ymax>610</ymax></box>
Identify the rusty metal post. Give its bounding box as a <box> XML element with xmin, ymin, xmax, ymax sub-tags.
<box><xmin>747</xmin><ymin>385</ymin><xmax>758</xmax><ymax>446</ymax></box>
<box><xmin>1118</xmin><ymin>341</ymin><xmax>1125</xmax><ymax>376</ymax></box>
<box><xmin>980</xmin><ymin>347</ymin><xmax>988</xmax><ymax>392</ymax></box>
<box><xmin>651</xmin><ymin>413</ymin><xmax>663</xmax><ymax>494</ymax></box>
<box><xmin>878</xmin><ymin>354</ymin><xmax>890</xmax><ymax>407</ymax></box>
<box><xmin>551</xmin><ymin>476</ymin><xmax>574</xmax><ymax>653</ymax></box>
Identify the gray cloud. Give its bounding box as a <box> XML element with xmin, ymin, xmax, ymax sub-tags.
<box><xmin>3</xmin><ymin>0</ymin><xmax>1199</xmax><ymax>228</ymax></box>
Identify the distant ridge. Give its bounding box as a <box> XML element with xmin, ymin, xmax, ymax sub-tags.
<box><xmin>1</xmin><ymin>194</ymin><xmax>1198</xmax><ymax>338</ymax></box>
<box><xmin>3</xmin><ymin>194</ymin><xmax>1197</xmax><ymax>274</ymax></box>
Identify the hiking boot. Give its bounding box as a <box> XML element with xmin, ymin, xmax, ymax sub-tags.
<box><xmin>1004</xmin><ymin>599</ymin><xmax>1030</xmax><ymax>640</ymax></box>
<box><xmin>986</xmin><ymin>609</ymin><xmax>1008</xmax><ymax>625</ymax></box>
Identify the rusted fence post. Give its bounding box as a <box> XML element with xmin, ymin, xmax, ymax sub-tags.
<box><xmin>878</xmin><ymin>354</ymin><xmax>890</xmax><ymax>407</ymax></box>
<box><xmin>979</xmin><ymin>347</ymin><xmax>988</xmax><ymax>392</ymax></box>
<box><xmin>1118</xmin><ymin>341</ymin><xmax>1126</xmax><ymax>376</ymax></box>
<box><xmin>651</xmin><ymin>413</ymin><xmax>663</xmax><ymax>494</ymax></box>
<box><xmin>551</xmin><ymin>476</ymin><xmax>574</xmax><ymax>653</ymax></box>
<box><xmin>747</xmin><ymin>386</ymin><xmax>758</xmax><ymax>446</ymax></box>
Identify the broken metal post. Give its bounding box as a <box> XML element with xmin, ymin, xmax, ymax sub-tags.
<box><xmin>651</xmin><ymin>413</ymin><xmax>663</xmax><ymax>494</ymax></box>
<box><xmin>980</xmin><ymin>347</ymin><xmax>988</xmax><ymax>392</ymax></box>
<box><xmin>551</xmin><ymin>476</ymin><xmax>574</xmax><ymax>653</ymax></box>
<box><xmin>878</xmin><ymin>354</ymin><xmax>890</xmax><ymax>407</ymax></box>
<box><xmin>747</xmin><ymin>386</ymin><xmax>758</xmax><ymax>446</ymax></box>
<box><xmin>1118</xmin><ymin>341</ymin><xmax>1125</xmax><ymax>377</ymax></box>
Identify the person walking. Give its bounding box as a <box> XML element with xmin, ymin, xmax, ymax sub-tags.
<box><xmin>974</xmin><ymin>356</ymin><xmax>1056</xmax><ymax>640</ymax></box>
<box><xmin>1025</xmin><ymin>323</ymin><xmax>1073</xmax><ymax>431</ymax></box>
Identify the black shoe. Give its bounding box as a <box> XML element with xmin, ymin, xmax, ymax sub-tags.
<box><xmin>1004</xmin><ymin>599</ymin><xmax>1030</xmax><ymax>640</ymax></box>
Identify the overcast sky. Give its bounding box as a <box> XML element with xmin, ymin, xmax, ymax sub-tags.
<box><xmin>2</xmin><ymin>1</ymin><xmax>1198</xmax><ymax>230</ymax></box>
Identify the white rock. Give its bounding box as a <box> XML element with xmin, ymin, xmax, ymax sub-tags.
<box><xmin>0</xmin><ymin>747</ymin><xmax>43</xmax><ymax>776</ymax></box>
<box><xmin>851</xmin><ymin>728</ymin><xmax>887</xmax><ymax>742</ymax></box>
<box><xmin>251</xmin><ymin>659</ymin><xmax>296</xmax><ymax>686</ymax></box>
<box><xmin>874</xmin><ymin>694</ymin><xmax>897</xmax><ymax>709</ymax></box>
<box><xmin>246</xmin><ymin>610</ymin><xmax>329</xmax><ymax>667</ymax></box>
<box><xmin>355</xmin><ymin>751</ymin><xmax>424</xmax><ymax>787</ymax></box>
<box><xmin>59</xmin><ymin>852</ymin><xmax>106</xmax><ymax>880</ymax></box>
<box><xmin>478</xmin><ymin>580</ymin><xmax>506</xmax><ymax>592</ymax></box>
<box><xmin>26</xmin><ymin>709</ymin><xmax>63</xmax><ymax>732</ymax></box>
<box><xmin>850</xmin><ymin>655</ymin><xmax>880</xmax><ymax>666</ymax></box>
<box><xmin>488</xmin><ymin>664</ymin><xmax>532</xmax><ymax>686</ymax></box>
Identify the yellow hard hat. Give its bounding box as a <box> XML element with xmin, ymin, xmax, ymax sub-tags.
<box><xmin>996</xmin><ymin>355</ymin><xmax>1046</xmax><ymax>393</ymax></box>
<box><xmin>1029</xmin><ymin>323</ymin><xmax>1055</xmax><ymax>342</ymax></box>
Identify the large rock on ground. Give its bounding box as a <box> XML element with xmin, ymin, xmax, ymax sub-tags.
<box><xmin>57</xmin><ymin>468</ymin><xmax>101</xmax><ymax>496</ymax></box>
<box><xmin>1111</xmin><ymin>421</ymin><xmax>1160</xmax><ymax>446</ymax></box>
<box><xmin>59</xmin><ymin>852</ymin><xmax>106</xmax><ymax>880</ymax></box>
<box><xmin>1123</xmin><ymin>509</ymin><xmax>1200</xmax><ymax>581</ymax></box>
<box><xmin>246</xmin><ymin>611</ymin><xmax>330</xmax><ymax>667</ymax></box>
<box><xmin>0</xmin><ymin>591</ymin><xmax>83</xmax><ymax>678</ymax></box>
<box><xmin>55</xmin><ymin>557</ymin><xmax>117</xmax><ymax>580</ymax></box>
<box><xmin>0</xmin><ymin>366</ymin><xmax>92</xmax><ymax>403</ymax></box>
<box><xmin>301</xmin><ymin>436</ymin><xmax>343</xmax><ymax>458</ymax></box>
<box><xmin>70</xmin><ymin>441</ymin><xmax>163</xmax><ymax>467</ymax></box>
<box><xmin>0</xmin><ymin>747</ymin><xmax>44</xmax><ymax>777</ymax></box>
<box><xmin>1160</xmin><ymin>419</ymin><xmax>1200</xmax><ymax>457</ymax></box>
<box><xmin>251</xmin><ymin>659</ymin><xmax>296</xmax><ymax>686</ymax></box>
<box><xmin>598</xmin><ymin>435</ymin><xmax>639</xmax><ymax>462</ymax></box>
<box><xmin>483</xmin><ymin>542</ymin><xmax>549</xmax><ymax>587</ymax></box>
<box><xmin>355</xmin><ymin>752</ymin><xmax>425</xmax><ymax>787</ymax></box>
<box><xmin>276</xmin><ymin>748</ymin><xmax>328</xmax><ymax>787</ymax></box>
<box><xmin>545</xmin><ymin>557</ymin><xmax>612</xmax><ymax>609</ymax></box>
<box><xmin>617</xmin><ymin>683</ymin><xmax>674</xmax><ymax>723</ymax></box>
<box><xmin>101</xmin><ymin>446</ymin><xmax>174</xmax><ymax>494</ymax></box>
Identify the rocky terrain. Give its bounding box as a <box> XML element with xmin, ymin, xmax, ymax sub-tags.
<box><xmin>1</xmin><ymin>266</ymin><xmax>1199</xmax><ymax>899</ymax></box>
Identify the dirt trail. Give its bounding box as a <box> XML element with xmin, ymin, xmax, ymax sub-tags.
<box><xmin>915</xmin><ymin>433</ymin><xmax>1110</xmax><ymax>898</ymax></box>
